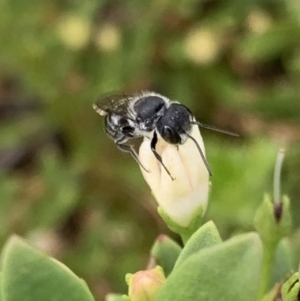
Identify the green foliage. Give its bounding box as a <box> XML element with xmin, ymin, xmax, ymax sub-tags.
<box><xmin>0</xmin><ymin>199</ymin><xmax>297</xmax><ymax>301</ymax></box>
<box><xmin>150</xmin><ymin>235</ymin><xmax>182</xmax><ymax>276</ymax></box>
<box><xmin>261</xmin><ymin>283</ymin><xmax>281</xmax><ymax>301</ymax></box>
<box><xmin>1</xmin><ymin>236</ymin><xmax>95</xmax><ymax>301</ymax></box>
<box><xmin>156</xmin><ymin>233</ymin><xmax>262</xmax><ymax>301</ymax></box>
<box><xmin>0</xmin><ymin>0</ymin><xmax>300</xmax><ymax>300</ymax></box>
<box><xmin>238</xmin><ymin>22</ymin><xmax>300</xmax><ymax>62</ymax></box>
<box><xmin>174</xmin><ymin>221</ymin><xmax>222</xmax><ymax>269</ymax></box>
<box><xmin>271</xmin><ymin>239</ymin><xmax>293</xmax><ymax>286</ymax></box>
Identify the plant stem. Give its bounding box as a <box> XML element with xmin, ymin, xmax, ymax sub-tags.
<box><xmin>257</xmin><ymin>242</ymin><xmax>276</xmax><ymax>301</ymax></box>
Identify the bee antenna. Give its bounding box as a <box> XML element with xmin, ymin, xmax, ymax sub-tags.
<box><xmin>184</xmin><ymin>130</ymin><xmax>212</xmax><ymax>176</ymax></box>
<box><xmin>191</xmin><ymin>121</ymin><xmax>239</xmax><ymax>137</ymax></box>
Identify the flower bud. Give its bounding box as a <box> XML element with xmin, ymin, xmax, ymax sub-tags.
<box><xmin>126</xmin><ymin>267</ymin><xmax>166</xmax><ymax>301</ymax></box>
<box><xmin>281</xmin><ymin>272</ymin><xmax>299</xmax><ymax>301</ymax></box>
<box><xmin>254</xmin><ymin>149</ymin><xmax>291</xmax><ymax>246</ymax></box>
<box><xmin>139</xmin><ymin>125</ymin><xmax>210</xmax><ymax>229</ymax></box>
<box><xmin>254</xmin><ymin>194</ymin><xmax>291</xmax><ymax>246</ymax></box>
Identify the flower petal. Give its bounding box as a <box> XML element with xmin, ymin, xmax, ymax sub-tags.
<box><xmin>139</xmin><ymin>126</ymin><xmax>209</xmax><ymax>228</ymax></box>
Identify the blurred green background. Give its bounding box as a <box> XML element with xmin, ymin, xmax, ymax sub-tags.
<box><xmin>0</xmin><ymin>0</ymin><xmax>299</xmax><ymax>299</ymax></box>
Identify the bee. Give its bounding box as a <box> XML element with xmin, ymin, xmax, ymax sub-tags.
<box><xmin>93</xmin><ymin>91</ymin><xmax>238</xmax><ymax>179</ymax></box>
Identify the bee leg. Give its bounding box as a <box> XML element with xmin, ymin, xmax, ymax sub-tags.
<box><xmin>150</xmin><ymin>131</ymin><xmax>175</xmax><ymax>181</ymax></box>
<box><xmin>116</xmin><ymin>141</ymin><xmax>150</xmax><ymax>173</ymax></box>
<box><xmin>184</xmin><ymin>130</ymin><xmax>212</xmax><ymax>176</ymax></box>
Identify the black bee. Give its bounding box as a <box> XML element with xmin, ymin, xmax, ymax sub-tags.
<box><xmin>93</xmin><ymin>91</ymin><xmax>238</xmax><ymax>179</ymax></box>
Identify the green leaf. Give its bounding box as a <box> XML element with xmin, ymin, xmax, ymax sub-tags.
<box><xmin>150</xmin><ymin>235</ymin><xmax>182</xmax><ymax>276</ymax></box>
<box><xmin>1</xmin><ymin>236</ymin><xmax>95</xmax><ymax>301</ymax></box>
<box><xmin>155</xmin><ymin>233</ymin><xmax>262</xmax><ymax>301</ymax></box>
<box><xmin>270</xmin><ymin>239</ymin><xmax>293</xmax><ymax>287</ymax></box>
<box><xmin>174</xmin><ymin>221</ymin><xmax>222</xmax><ymax>269</ymax></box>
<box><xmin>261</xmin><ymin>283</ymin><xmax>282</xmax><ymax>301</ymax></box>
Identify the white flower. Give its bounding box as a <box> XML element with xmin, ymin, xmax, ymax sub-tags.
<box><xmin>139</xmin><ymin>125</ymin><xmax>210</xmax><ymax>228</ymax></box>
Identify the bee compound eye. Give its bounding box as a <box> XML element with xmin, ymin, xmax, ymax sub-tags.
<box><xmin>161</xmin><ymin>126</ymin><xmax>181</xmax><ymax>144</ymax></box>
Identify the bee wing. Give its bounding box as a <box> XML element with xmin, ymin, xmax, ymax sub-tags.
<box><xmin>93</xmin><ymin>92</ymin><xmax>136</xmax><ymax>119</ymax></box>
